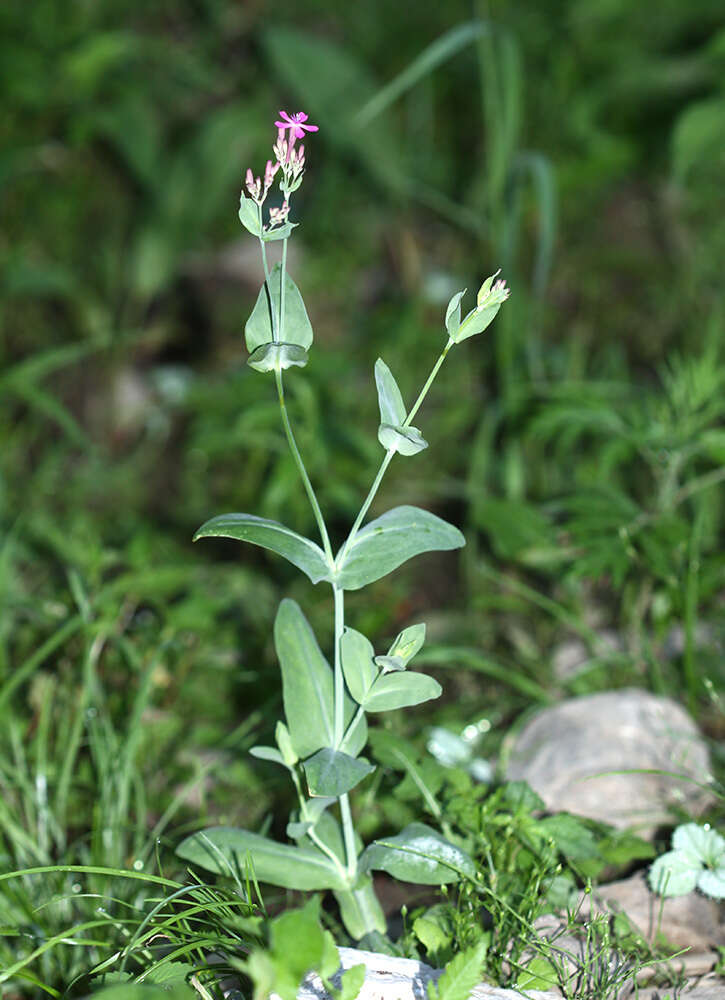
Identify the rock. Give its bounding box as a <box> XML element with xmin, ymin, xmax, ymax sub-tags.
<box><xmin>504</xmin><ymin>689</ymin><xmax>712</xmax><ymax>836</ymax></box>
<box><xmin>285</xmin><ymin>947</ymin><xmax>561</xmax><ymax>1000</ymax></box>
<box><xmin>579</xmin><ymin>873</ymin><xmax>725</xmax><ymax>952</ymax></box>
<box><xmin>636</xmin><ymin>974</ymin><xmax>725</xmax><ymax>1000</ymax></box>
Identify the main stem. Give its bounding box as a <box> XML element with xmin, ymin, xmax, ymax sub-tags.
<box><xmin>333</xmin><ymin>584</ymin><xmax>358</xmax><ymax>878</ymax></box>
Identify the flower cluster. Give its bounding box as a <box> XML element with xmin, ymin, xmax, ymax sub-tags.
<box><xmin>245</xmin><ymin>159</ymin><xmax>280</xmax><ymax>205</ymax></box>
<box><xmin>242</xmin><ymin>110</ymin><xmax>318</xmax><ymax>219</ymax></box>
<box><xmin>476</xmin><ymin>269</ymin><xmax>510</xmax><ymax>311</ymax></box>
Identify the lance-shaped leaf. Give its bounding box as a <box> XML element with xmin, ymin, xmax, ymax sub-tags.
<box><xmin>176</xmin><ymin>827</ymin><xmax>347</xmax><ymax>890</ymax></box>
<box><xmin>303</xmin><ymin>748</ymin><xmax>375</xmax><ymax>797</ymax></box>
<box><xmin>374</xmin><ymin>623</ymin><xmax>427</xmax><ymax>673</ymax></box>
<box><xmin>336</xmin><ymin>506</ymin><xmax>465</xmax><ymax>591</ymax></box>
<box><xmin>249</xmin><ymin>745</ymin><xmax>287</xmax><ymax>768</ymax></box>
<box><xmin>444</xmin><ymin>289</ymin><xmax>466</xmax><ymax>339</ymax></box>
<box><xmin>383</xmin><ymin>623</ymin><xmax>426</xmax><ymax>668</ymax></box>
<box><xmin>375</xmin><ymin>358</ymin><xmax>406</xmax><ymax>426</ymax></box>
<box><xmin>247</xmin><ymin>342</ymin><xmax>308</xmax><ymax>373</ymax></box>
<box><xmin>374</xmin><ymin>359</ymin><xmax>427</xmax><ymax>456</ymax></box>
<box><xmin>194</xmin><ymin>513</ymin><xmax>331</xmax><ymax>585</ymax></box>
<box><xmin>452</xmin><ymin>271</ymin><xmax>509</xmax><ymax>344</ymax></box>
<box><xmin>360</xmin><ymin>822</ymin><xmax>476</xmax><ymax>884</ymax></box>
<box><xmin>341</xmin><ymin>627</ymin><xmax>378</xmax><ymax>704</ymax></box>
<box><xmin>275</xmin><ymin>600</ymin><xmax>366</xmax><ymax>760</ymax></box>
<box><xmin>363</xmin><ymin>670</ymin><xmax>441</xmax><ymax>712</ymax></box>
<box><xmin>245</xmin><ymin>262</ymin><xmax>314</xmax><ymax>353</ymax></box>
<box><xmin>239</xmin><ymin>193</ymin><xmax>262</xmax><ymax>237</ymax></box>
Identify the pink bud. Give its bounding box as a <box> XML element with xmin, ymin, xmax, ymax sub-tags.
<box><xmin>245</xmin><ymin>168</ymin><xmax>254</xmax><ymax>186</ymax></box>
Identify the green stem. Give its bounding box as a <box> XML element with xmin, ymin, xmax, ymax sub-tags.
<box><xmin>290</xmin><ymin>768</ymin><xmax>347</xmax><ymax>880</ymax></box>
<box><xmin>339</xmin><ymin>793</ymin><xmax>358</xmax><ymax>880</ymax></box>
<box><xmin>342</xmin><ymin>704</ymin><xmax>366</xmax><ymax>747</ymax></box>
<box><xmin>333</xmin><ymin>584</ymin><xmax>345</xmax><ymax>747</ymax></box>
<box><xmin>333</xmin><ymin>585</ymin><xmax>358</xmax><ymax>880</ymax></box>
<box><xmin>338</xmin><ymin>338</ymin><xmax>454</xmax><ymax>564</ymax></box>
<box><xmin>257</xmin><ymin>205</ymin><xmax>279</xmax><ymax>344</ymax></box>
<box><xmin>405</xmin><ymin>337</ymin><xmax>453</xmax><ymax>426</ymax></box>
<box><xmin>279</xmin><ymin>237</ymin><xmax>288</xmax><ymax>342</ymax></box>
<box><xmin>275</xmin><ymin>369</ymin><xmax>334</xmax><ymax>563</ymax></box>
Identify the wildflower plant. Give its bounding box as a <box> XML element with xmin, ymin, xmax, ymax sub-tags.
<box><xmin>177</xmin><ymin>111</ymin><xmax>509</xmax><ymax>939</ymax></box>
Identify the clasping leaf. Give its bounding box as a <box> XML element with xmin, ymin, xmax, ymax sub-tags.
<box><xmin>303</xmin><ymin>748</ymin><xmax>375</xmax><ymax>797</ymax></box>
<box><xmin>335</xmin><ymin>505</ymin><xmax>465</xmax><ymax>591</ymax></box>
<box><xmin>176</xmin><ymin>827</ymin><xmax>348</xmax><ymax>890</ymax></box>
<box><xmin>374</xmin><ymin>359</ymin><xmax>427</xmax><ymax>456</ymax></box>
<box><xmin>247</xmin><ymin>342</ymin><xmax>308</xmax><ymax>373</ymax></box>
<box><xmin>245</xmin><ymin>262</ymin><xmax>314</xmax><ymax>353</ymax></box>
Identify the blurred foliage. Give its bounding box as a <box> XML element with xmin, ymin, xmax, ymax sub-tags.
<box><xmin>1</xmin><ymin>0</ymin><xmax>724</xmax><ymax>991</ymax></box>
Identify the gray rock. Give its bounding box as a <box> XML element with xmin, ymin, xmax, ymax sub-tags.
<box><xmin>579</xmin><ymin>873</ymin><xmax>725</xmax><ymax>952</ymax></box>
<box><xmin>504</xmin><ymin>689</ymin><xmax>712</xmax><ymax>836</ymax></box>
<box><xmin>280</xmin><ymin>947</ymin><xmax>561</xmax><ymax>1000</ymax></box>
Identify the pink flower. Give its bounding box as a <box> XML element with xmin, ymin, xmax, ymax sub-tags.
<box><xmin>274</xmin><ymin>110</ymin><xmax>319</xmax><ymax>140</ymax></box>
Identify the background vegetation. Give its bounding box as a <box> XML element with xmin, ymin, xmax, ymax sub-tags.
<box><xmin>1</xmin><ymin>0</ymin><xmax>724</xmax><ymax>993</ymax></box>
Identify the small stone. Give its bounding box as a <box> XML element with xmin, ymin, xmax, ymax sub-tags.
<box><xmin>578</xmin><ymin>873</ymin><xmax>725</xmax><ymax>952</ymax></box>
<box><xmin>288</xmin><ymin>947</ymin><xmax>561</xmax><ymax>1000</ymax></box>
<box><xmin>504</xmin><ymin>689</ymin><xmax>713</xmax><ymax>837</ymax></box>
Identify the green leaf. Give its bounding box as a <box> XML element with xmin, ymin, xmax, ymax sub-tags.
<box><xmin>536</xmin><ymin>813</ymin><xmax>600</xmax><ymax>861</ymax></box>
<box><xmin>288</xmin><ymin>797</ymin><xmax>337</xmax><ymax>840</ymax></box>
<box><xmin>275</xmin><ymin>600</ymin><xmax>366</xmax><ymax>759</ymax></box>
<box><xmin>333</xmin><ymin>875</ymin><xmax>387</xmax><ymax>940</ymax></box>
<box><xmin>247</xmin><ymin>898</ymin><xmax>338</xmax><ymax>1000</ymax></box>
<box><xmin>413</xmin><ymin>907</ymin><xmax>454</xmax><ymax>960</ymax></box>
<box><xmin>176</xmin><ymin>827</ymin><xmax>347</xmax><ymax>889</ymax></box>
<box><xmin>374</xmin><ymin>360</ymin><xmax>427</xmax><ymax>456</ymax></box>
<box><xmin>378</xmin><ymin>423</ymin><xmax>428</xmax><ymax>456</ymax></box>
<box><xmin>388</xmin><ymin>623</ymin><xmax>426</xmax><ymax>664</ymax></box>
<box><xmin>276</xmin><ymin>720</ymin><xmax>299</xmax><ymax>766</ymax></box>
<box><xmin>698</xmin><ymin>865</ymin><xmax>725</xmax><ymax>900</ymax></box>
<box><xmin>341</xmin><ymin>627</ymin><xmax>378</xmax><ymax>704</ymax></box>
<box><xmin>516</xmin><ymin>955</ymin><xmax>558</xmax><ymax>992</ymax></box>
<box><xmin>247</xmin><ymin>342</ymin><xmax>309</xmax><ymax>373</ymax></box>
<box><xmin>648</xmin><ymin>850</ymin><xmax>699</xmax><ymax>897</ymax></box>
<box><xmin>672</xmin><ymin>823</ymin><xmax>725</xmax><ymax>865</ymax></box>
<box><xmin>303</xmin><ymin>748</ymin><xmax>375</xmax><ymax>797</ymax></box>
<box><xmin>276</xmin><ymin>599</ymin><xmax>334</xmax><ymax>758</ymax></box>
<box><xmin>249</xmin><ymin>745</ymin><xmax>287</xmax><ymax>768</ymax></box>
<box><xmin>338</xmin><ymin>964</ymin><xmax>367</xmax><ymax>1000</ymax></box>
<box><xmin>453</xmin><ymin>301</ymin><xmax>502</xmax><ymax>343</ymax></box>
<box><xmin>360</xmin><ymin>822</ymin><xmax>475</xmax><ymax>884</ymax></box>
<box><xmin>444</xmin><ymin>290</ymin><xmax>465</xmax><ymax>339</ymax></box>
<box><xmin>363</xmin><ymin>670</ymin><xmax>441</xmax><ymax>712</ymax></box>
<box><xmin>375</xmin><ymin>358</ymin><xmax>406</xmax><ymax>426</ymax></box>
<box><xmin>672</xmin><ymin>98</ymin><xmax>725</xmax><ymax>179</ymax></box>
<box><xmin>373</xmin><ymin>655</ymin><xmax>406</xmax><ymax>672</ymax></box>
<box><xmin>262</xmin><ymin>221</ymin><xmax>298</xmax><ymax>242</ymax></box>
<box><xmin>245</xmin><ymin>262</ymin><xmax>314</xmax><ymax>353</ymax></box>
<box><xmin>238</xmin><ymin>192</ymin><xmax>262</xmax><ymax>236</ymax></box>
<box><xmin>428</xmin><ymin>941</ymin><xmax>487</xmax><ymax>1000</ymax></box>
<box><xmin>194</xmin><ymin>513</ymin><xmax>331</xmax><ymax>585</ymax></box>
<box><xmin>336</xmin><ymin>506</ymin><xmax>465</xmax><ymax>591</ymax></box>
